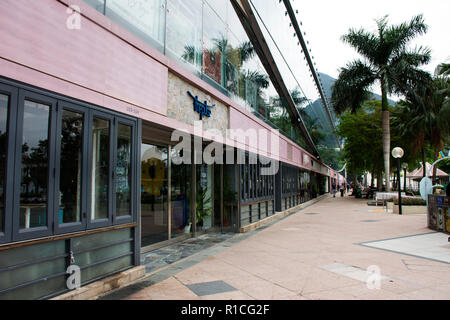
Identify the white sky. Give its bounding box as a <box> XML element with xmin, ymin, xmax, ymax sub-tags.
<box><xmin>291</xmin><ymin>0</ymin><xmax>450</xmax><ymax>87</ymax></box>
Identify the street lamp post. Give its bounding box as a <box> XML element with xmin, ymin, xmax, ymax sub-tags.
<box><xmin>402</xmin><ymin>163</ymin><xmax>408</xmax><ymax>193</ymax></box>
<box><xmin>392</xmin><ymin>147</ymin><xmax>404</xmax><ymax>215</ymax></box>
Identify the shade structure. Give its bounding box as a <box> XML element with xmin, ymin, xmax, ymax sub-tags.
<box><xmin>407</xmin><ymin>163</ymin><xmax>449</xmax><ymax>180</ymax></box>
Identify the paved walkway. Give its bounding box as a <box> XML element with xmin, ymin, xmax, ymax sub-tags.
<box><xmin>105</xmin><ymin>195</ymin><xmax>450</xmax><ymax>300</ymax></box>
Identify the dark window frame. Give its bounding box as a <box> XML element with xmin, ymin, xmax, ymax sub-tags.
<box><xmin>54</xmin><ymin>101</ymin><xmax>89</xmax><ymax>235</ymax></box>
<box><xmin>0</xmin><ymin>84</ymin><xmax>17</xmax><ymax>244</ymax></box>
<box><xmin>113</xmin><ymin>118</ymin><xmax>136</xmax><ymax>225</ymax></box>
<box><xmin>12</xmin><ymin>90</ymin><xmax>57</xmax><ymax>242</ymax></box>
<box><xmin>0</xmin><ymin>78</ymin><xmax>138</xmax><ymax>245</ymax></box>
<box><xmin>87</xmin><ymin>110</ymin><xmax>115</xmax><ymax>229</ymax></box>
<box><xmin>240</xmin><ymin>152</ymin><xmax>275</xmax><ymax>205</ymax></box>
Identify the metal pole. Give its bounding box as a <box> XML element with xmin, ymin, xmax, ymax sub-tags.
<box><xmin>397</xmin><ymin>158</ymin><xmax>402</xmax><ymax>215</ymax></box>
<box><xmin>404</xmin><ymin>168</ymin><xmax>407</xmax><ymax>193</ymax></box>
<box><xmin>168</xmin><ymin>146</ymin><xmax>172</xmax><ymax>240</ymax></box>
<box><xmin>220</xmin><ymin>164</ymin><xmax>223</xmax><ymax>233</ymax></box>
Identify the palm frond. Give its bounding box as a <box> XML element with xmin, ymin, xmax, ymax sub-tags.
<box><xmin>385</xmin><ymin>14</ymin><xmax>428</xmax><ymax>55</ymax></box>
<box><xmin>341</xmin><ymin>29</ymin><xmax>380</xmax><ymax>64</ymax></box>
<box><xmin>436</xmin><ymin>63</ymin><xmax>450</xmax><ymax>77</ymax></box>
<box><xmin>331</xmin><ymin>60</ymin><xmax>377</xmax><ymax>114</ymax></box>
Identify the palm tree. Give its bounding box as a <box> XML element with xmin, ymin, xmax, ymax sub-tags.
<box><xmin>396</xmin><ymin>77</ymin><xmax>450</xmax><ymax>182</ymax></box>
<box><xmin>331</xmin><ymin>15</ymin><xmax>431</xmax><ymax>191</ymax></box>
<box><xmin>394</xmin><ymin>99</ymin><xmax>427</xmax><ymax>178</ymax></box>
<box><xmin>437</xmin><ymin>63</ymin><xmax>450</xmax><ymax>77</ymax></box>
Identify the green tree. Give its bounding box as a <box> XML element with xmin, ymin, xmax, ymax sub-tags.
<box><xmin>331</xmin><ymin>14</ymin><xmax>431</xmax><ymax>191</ymax></box>
<box><xmin>337</xmin><ymin>101</ymin><xmax>384</xmax><ymax>188</ymax></box>
<box><xmin>437</xmin><ymin>63</ymin><xmax>450</xmax><ymax>77</ymax></box>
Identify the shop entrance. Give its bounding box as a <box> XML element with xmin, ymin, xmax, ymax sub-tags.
<box><xmin>193</xmin><ymin>163</ymin><xmax>238</xmax><ymax>234</ymax></box>
<box><xmin>140</xmin><ymin>123</ymin><xmax>239</xmax><ymax>250</ymax></box>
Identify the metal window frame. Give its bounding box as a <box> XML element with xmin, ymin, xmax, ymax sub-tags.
<box><xmin>12</xmin><ymin>90</ymin><xmax>57</xmax><ymax>242</ymax></box>
<box><xmin>0</xmin><ymin>83</ymin><xmax>17</xmax><ymax>244</ymax></box>
<box><xmin>113</xmin><ymin>118</ymin><xmax>136</xmax><ymax>226</ymax></box>
<box><xmin>0</xmin><ymin>77</ymin><xmax>139</xmax><ymax>246</ymax></box>
<box><xmin>87</xmin><ymin>110</ymin><xmax>115</xmax><ymax>229</ymax></box>
<box><xmin>54</xmin><ymin>101</ymin><xmax>89</xmax><ymax>235</ymax></box>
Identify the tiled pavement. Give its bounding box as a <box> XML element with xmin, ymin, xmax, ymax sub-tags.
<box><xmin>141</xmin><ymin>233</ymin><xmax>237</xmax><ymax>273</ymax></box>
<box><xmin>101</xmin><ymin>195</ymin><xmax>450</xmax><ymax>300</ymax></box>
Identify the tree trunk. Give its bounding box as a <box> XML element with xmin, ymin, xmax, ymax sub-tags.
<box><xmin>377</xmin><ymin>170</ymin><xmax>383</xmax><ymax>190</ymax></box>
<box><xmin>381</xmin><ymin>75</ymin><xmax>391</xmax><ymax>192</ymax></box>
<box><xmin>421</xmin><ymin>147</ymin><xmax>426</xmax><ymax>178</ymax></box>
<box><xmin>382</xmin><ymin>110</ymin><xmax>391</xmax><ymax>191</ymax></box>
<box><xmin>433</xmin><ymin>147</ymin><xmax>439</xmax><ymax>184</ymax></box>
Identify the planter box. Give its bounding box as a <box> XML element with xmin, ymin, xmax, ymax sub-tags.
<box><xmin>393</xmin><ymin>204</ymin><xmax>427</xmax><ymax>214</ymax></box>
<box><xmin>387</xmin><ymin>202</ymin><xmax>393</xmax><ymax>211</ymax></box>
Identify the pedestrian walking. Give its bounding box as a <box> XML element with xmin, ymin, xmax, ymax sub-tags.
<box><xmin>340</xmin><ymin>184</ymin><xmax>345</xmax><ymax>197</ymax></box>
<box><xmin>332</xmin><ymin>183</ymin><xmax>336</xmax><ymax>197</ymax></box>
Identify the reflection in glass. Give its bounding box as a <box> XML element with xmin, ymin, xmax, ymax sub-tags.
<box><xmin>84</xmin><ymin>0</ymin><xmax>105</xmax><ymax>14</ymax></box>
<box><xmin>116</xmin><ymin>124</ymin><xmax>132</xmax><ymax>217</ymax></box>
<box><xmin>167</xmin><ymin>0</ymin><xmax>203</xmax><ymax>71</ymax></box>
<box><xmin>19</xmin><ymin>100</ymin><xmax>50</xmax><ymax>230</ymax></box>
<box><xmin>171</xmin><ymin>149</ymin><xmax>191</xmax><ymax>238</ymax></box>
<box><xmin>141</xmin><ymin>144</ymin><xmax>168</xmax><ymax>247</ymax></box>
<box><xmin>91</xmin><ymin>117</ymin><xmax>110</xmax><ymax>221</ymax></box>
<box><xmin>202</xmin><ymin>3</ymin><xmax>226</xmax><ymax>85</ymax></box>
<box><xmin>105</xmin><ymin>0</ymin><xmax>165</xmax><ymax>48</ymax></box>
<box><xmin>0</xmin><ymin>94</ymin><xmax>8</xmax><ymax>233</ymax></box>
<box><xmin>196</xmin><ymin>164</ymin><xmax>212</xmax><ymax>231</ymax></box>
<box><xmin>59</xmin><ymin>110</ymin><xmax>83</xmax><ymax>224</ymax></box>
<box><xmin>205</xmin><ymin>0</ymin><xmax>228</xmax><ymax>23</ymax></box>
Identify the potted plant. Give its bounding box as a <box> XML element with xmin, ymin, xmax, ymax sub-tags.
<box><xmin>196</xmin><ymin>188</ymin><xmax>212</xmax><ymax>229</ymax></box>
<box><xmin>392</xmin><ymin>197</ymin><xmax>427</xmax><ymax>214</ymax></box>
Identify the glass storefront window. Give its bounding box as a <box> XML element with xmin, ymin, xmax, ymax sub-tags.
<box><xmin>81</xmin><ymin>0</ymin><xmax>318</xmax><ymax>153</ymax></box>
<box><xmin>0</xmin><ymin>94</ymin><xmax>8</xmax><ymax>233</ymax></box>
<box><xmin>171</xmin><ymin>151</ymin><xmax>191</xmax><ymax>238</ymax></box>
<box><xmin>84</xmin><ymin>0</ymin><xmax>105</xmax><ymax>14</ymax></box>
<box><xmin>19</xmin><ymin>101</ymin><xmax>50</xmax><ymax>230</ymax></box>
<box><xmin>105</xmin><ymin>0</ymin><xmax>166</xmax><ymax>51</ymax></box>
<box><xmin>141</xmin><ymin>144</ymin><xmax>168</xmax><ymax>247</ymax></box>
<box><xmin>116</xmin><ymin>124</ymin><xmax>132</xmax><ymax>217</ymax></box>
<box><xmin>91</xmin><ymin>117</ymin><xmax>110</xmax><ymax>221</ymax></box>
<box><xmin>59</xmin><ymin>110</ymin><xmax>83</xmax><ymax>224</ymax></box>
<box><xmin>166</xmin><ymin>0</ymin><xmax>203</xmax><ymax>72</ymax></box>
<box><xmin>202</xmin><ymin>2</ymin><xmax>227</xmax><ymax>86</ymax></box>
<box><xmin>196</xmin><ymin>164</ymin><xmax>213</xmax><ymax>231</ymax></box>
<box><xmin>205</xmin><ymin>0</ymin><xmax>228</xmax><ymax>24</ymax></box>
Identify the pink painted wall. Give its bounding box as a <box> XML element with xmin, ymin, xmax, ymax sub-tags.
<box><xmin>0</xmin><ymin>0</ymin><xmax>334</xmax><ymax>177</ymax></box>
<box><xmin>0</xmin><ymin>0</ymin><xmax>167</xmax><ymax>115</ymax></box>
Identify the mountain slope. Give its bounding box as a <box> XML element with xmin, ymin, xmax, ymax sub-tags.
<box><xmin>303</xmin><ymin>72</ymin><xmax>396</xmax><ymax>148</ymax></box>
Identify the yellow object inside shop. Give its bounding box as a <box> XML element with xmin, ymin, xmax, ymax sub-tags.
<box><xmin>141</xmin><ymin>158</ymin><xmax>165</xmax><ymax>196</ymax></box>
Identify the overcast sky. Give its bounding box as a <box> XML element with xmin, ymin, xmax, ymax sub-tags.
<box><xmin>290</xmin><ymin>0</ymin><xmax>450</xmax><ymax>82</ymax></box>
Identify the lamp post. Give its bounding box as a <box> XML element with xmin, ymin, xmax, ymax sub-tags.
<box><xmin>402</xmin><ymin>162</ymin><xmax>408</xmax><ymax>193</ymax></box>
<box><xmin>392</xmin><ymin>147</ymin><xmax>404</xmax><ymax>215</ymax></box>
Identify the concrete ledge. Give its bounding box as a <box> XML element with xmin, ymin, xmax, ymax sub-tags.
<box><xmin>393</xmin><ymin>204</ymin><xmax>427</xmax><ymax>215</ymax></box>
<box><xmin>51</xmin><ymin>265</ymin><xmax>146</xmax><ymax>300</ymax></box>
<box><xmin>239</xmin><ymin>195</ymin><xmax>328</xmax><ymax>233</ymax></box>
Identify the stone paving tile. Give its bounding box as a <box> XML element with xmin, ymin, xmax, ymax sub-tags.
<box><xmin>237</xmin><ymin>282</ymin><xmax>298</xmax><ymax>300</ymax></box>
<box><xmin>111</xmin><ymin>195</ymin><xmax>450</xmax><ymax>300</ymax></box>
<box><xmin>186</xmin><ymin>281</ymin><xmax>237</xmax><ymax>297</ymax></box>
<box><xmin>199</xmin><ymin>291</ymin><xmax>255</xmax><ymax>300</ymax></box>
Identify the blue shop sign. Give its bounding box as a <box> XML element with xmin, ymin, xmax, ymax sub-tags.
<box><xmin>188</xmin><ymin>91</ymin><xmax>215</xmax><ymax>120</ymax></box>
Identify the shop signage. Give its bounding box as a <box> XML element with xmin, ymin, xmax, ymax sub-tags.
<box><xmin>188</xmin><ymin>91</ymin><xmax>215</xmax><ymax>120</ymax></box>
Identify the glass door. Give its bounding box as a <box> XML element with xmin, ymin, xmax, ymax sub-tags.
<box><xmin>196</xmin><ymin>164</ymin><xmax>213</xmax><ymax>232</ymax></box>
<box><xmin>140</xmin><ymin>144</ymin><xmax>168</xmax><ymax>247</ymax></box>
<box><xmin>170</xmin><ymin>149</ymin><xmax>192</xmax><ymax>238</ymax></box>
